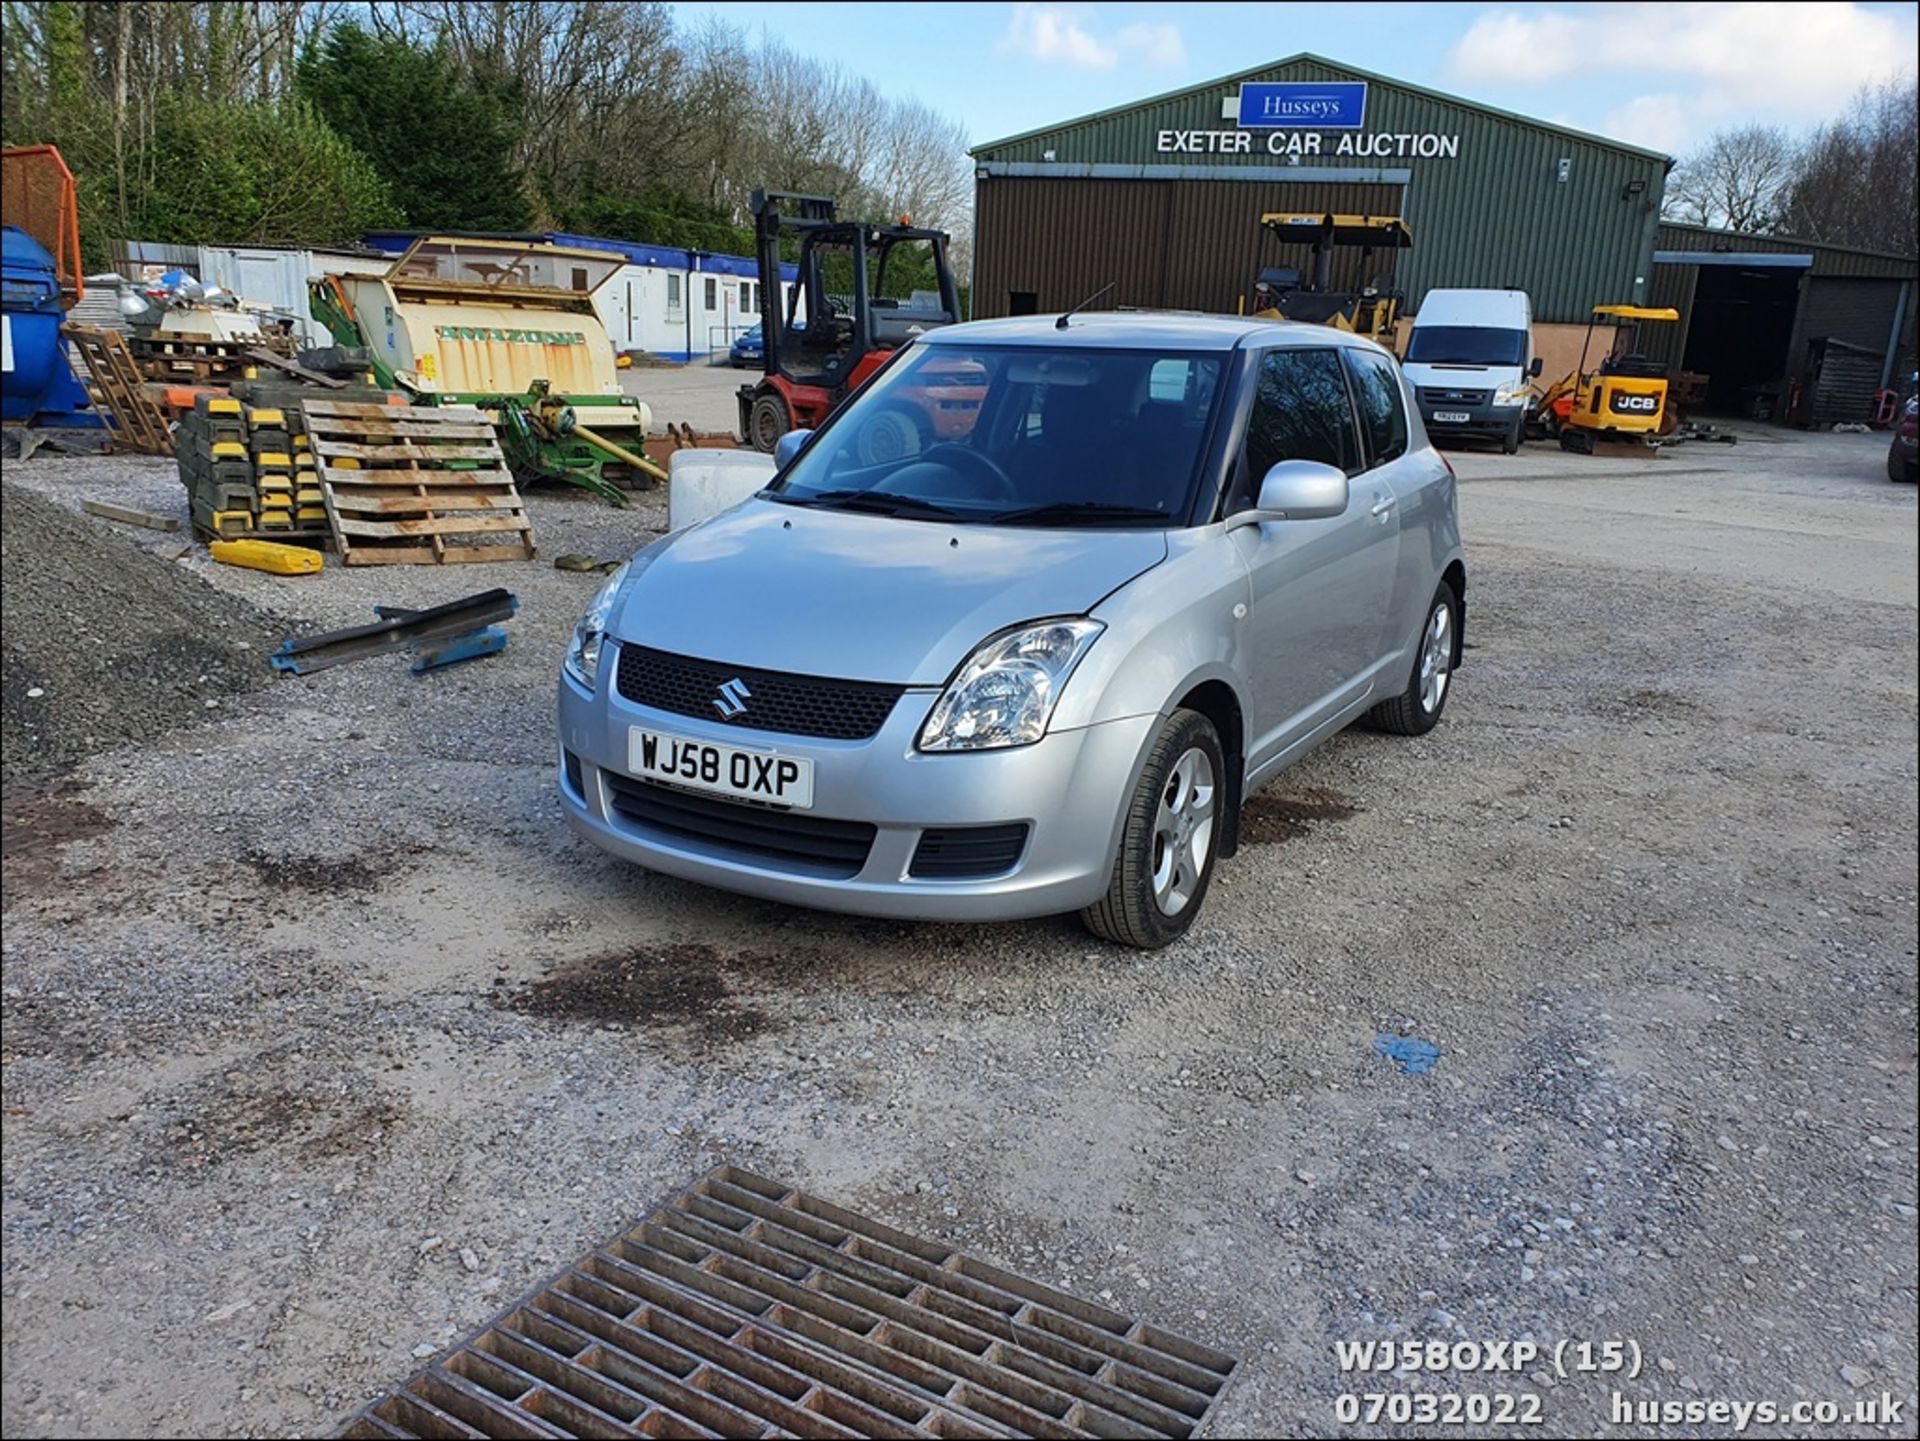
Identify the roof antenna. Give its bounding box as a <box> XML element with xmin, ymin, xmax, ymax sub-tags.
<box><xmin>1056</xmin><ymin>281</ymin><xmax>1116</xmax><ymax>329</ymax></box>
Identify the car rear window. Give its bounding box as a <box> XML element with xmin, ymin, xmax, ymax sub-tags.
<box><xmin>1344</xmin><ymin>348</ymin><xmax>1409</xmax><ymax>466</ymax></box>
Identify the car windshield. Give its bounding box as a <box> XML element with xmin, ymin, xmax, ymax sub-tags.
<box><xmin>1405</xmin><ymin>325</ymin><xmax>1528</xmax><ymax>366</ymax></box>
<box><xmin>765</xmin><ymin>342</ymin><xmax>1227</xmax><ymax>526</ymax></box>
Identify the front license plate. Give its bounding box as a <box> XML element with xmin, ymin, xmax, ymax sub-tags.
<box><xmin>628</xmin><ymin>727</ymin><xmax>814</xmax><ymax>808</ymax></box>
<box><xmin>1433</xmin><ymin>410</ymin><xmax>1471</xmax><ymax>424</ymax></box>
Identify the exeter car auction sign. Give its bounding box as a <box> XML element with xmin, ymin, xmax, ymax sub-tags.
<box><xmin>1154</xmin><ymin>81</ymin><xmax>1461</xmax><ymax>158</ymax></box>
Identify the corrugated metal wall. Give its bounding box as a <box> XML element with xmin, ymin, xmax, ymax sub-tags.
<box><xmin>973</xmin><ymin>178</ymin><xmax>1399</xmax><ymax>317</ymax></box>
<box><xmin>1657</xmin><ymin>223</ymin><xmax>1917</xmax><ymax>281</ymax></box>
<box><xmin>972</xmin><ymin>55</ymin><xmax>1669</xmax><ymax>323</ymax></box>
<box><xmin>1796</xmin><ymin>278</ymin><xmax>1905</xmax><ymax>350</ymax></box>
<box><xmin>1638</xmin><ymin>259</ymin><xmax>1697</xmax><ymax>371</ymax></box>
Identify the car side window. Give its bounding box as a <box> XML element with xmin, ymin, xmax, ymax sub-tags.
<box><xmin>1344</xmin><ymin>349</ymin><xmax>1409</xmax><ymax>467</ymax></box>
<box><xmin>1240</xmin><ymin>349</ymin><xmax>1362</xmax><ymax>497</ymax></box>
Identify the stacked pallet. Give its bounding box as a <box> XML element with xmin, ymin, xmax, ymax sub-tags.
<box><xmin>128</xmin><ymin>328</ymin><xmax>297</xmax><ymax>385</ymax></box>
<box><xmin>175</xmin><ymin>396</ymin><xmax>330</xmax><ymax>543</ymax></box>
<box><xmin>303</xmin><ymin>400</ymin><xmax>534</xmax><ymax>566</ymax></box>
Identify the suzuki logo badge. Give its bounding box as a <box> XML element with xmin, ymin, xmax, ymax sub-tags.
<box><xmin>713</xmin><ymin>677</ymin><xmax>752</xmax><ymax>719</ymax></box>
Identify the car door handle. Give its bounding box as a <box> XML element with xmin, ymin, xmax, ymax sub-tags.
<box><xmin>1370</xmin><ymin>494</ymin><xmax>1397</xmax><ymax>519</ymax></box>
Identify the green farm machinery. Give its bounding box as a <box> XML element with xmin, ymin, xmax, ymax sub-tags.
<box><xmin>310</xmin><ymin>236</ymin><xmax>663</xmax><ymax>503</ymax></box>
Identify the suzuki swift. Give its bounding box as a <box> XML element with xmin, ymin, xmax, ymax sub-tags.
<box><xmin>558</xmin><ymin>313</ymin><xmax>1465</xmax><ymax>948</ymax></box>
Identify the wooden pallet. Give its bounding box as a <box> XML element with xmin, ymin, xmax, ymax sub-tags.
<box><xmin>62</xmin><ymin>325</ymin><xmax>174</xmax><ymax>455</ymax></box>
<box><xmin>127</xmin><ymin>330</ymin><xmax>297</xmax><ymax>383</ymax></box>
<box><xmin>302</xmin><ymin>400</ymin><xmax>534</xmax><ymax>566</ymax></box>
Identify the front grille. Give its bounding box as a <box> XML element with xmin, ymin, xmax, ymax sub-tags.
<box><xmin>911</xmin><ymin>823</ymin><xmax>1030</xmax><ymax>879</ymax></box>
<box><xmin>1418</xmin><ymin>386</ymin><xmax>1491</xmax><ymax>407</ymax></box>
<box><xmin>346</xmin><ymin>1165</ymin><xmax>1240</xmax><ymax>1440</ymax></box>
<box><xmin>616</xmin><ymin>644</ymin><xmax>903</xmax><ymax>741</ymax></box>
<box><xmin>605</xmin><ymin>773</ymin><xmax>875</xmax><ymax>878</ymax></box>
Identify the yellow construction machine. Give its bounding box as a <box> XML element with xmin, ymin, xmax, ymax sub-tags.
<box><xmin>1538</xmin><ymin>304</ymin><xmax>1680</xmax><ymax>453</ymax></box>
<box><xmin>1246</xmin><ymin>212</ymin><xmax>1412</xmax><ymax>347</ymax></box>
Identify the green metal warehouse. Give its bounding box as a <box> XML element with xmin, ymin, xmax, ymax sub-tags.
<box><xmin>969</xmin><ymin>54</ymin><xmax>1670</xmax><ymax>326</ymax></box>
<box><xmin>969</xmin><ymin>54</ymin><xmax>1916</xmax><ymax>415</ymax></box>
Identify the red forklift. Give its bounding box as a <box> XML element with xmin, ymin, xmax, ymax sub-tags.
<box><xmin>736</xmin><ymin>190</ymin><xmax>964</xmax><ymax>452</ymax></box>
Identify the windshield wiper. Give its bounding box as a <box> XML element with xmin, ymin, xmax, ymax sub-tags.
<box><xmin>779</xmin><ymin>489</ymin><xmax>965</xmax><ymax>520</ymax></box>
<box><xmin>991</xmin><ymin>501</ymin><xmax>1173</xmax><ymax>527</ymax></box>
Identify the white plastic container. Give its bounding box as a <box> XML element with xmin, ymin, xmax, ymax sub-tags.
<box><xmin>667</xmin><ymin>448</ymin><xmax>777</xmax><ymax>531</ymax></box>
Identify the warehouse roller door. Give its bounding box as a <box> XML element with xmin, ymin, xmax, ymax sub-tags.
<box><xmin>974</xmin><ymin>177</ymin><xmax>1401</xmax><ymax>319</ymax></box>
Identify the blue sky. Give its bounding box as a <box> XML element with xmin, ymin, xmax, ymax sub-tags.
<box><xmin>671</xmin><ymin>1</ymin><xmax>1919</xmax><ymax>158</ymax></box>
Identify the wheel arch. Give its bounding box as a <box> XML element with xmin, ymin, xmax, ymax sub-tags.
<box><xmin>1172</xmin><ymin>677</ymin><xmax>1247</xmax><ymax>859</ymax></box>
<box><xmin>1441</xmin><ymin>558</ymin><xmax>1467</xmax><ymax>667</ymax></box>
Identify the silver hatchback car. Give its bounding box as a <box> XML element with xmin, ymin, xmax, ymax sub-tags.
<box><xmin>558</xmin><ymin>313</ymin><xmax>1464</xmax><ymax>947</ymax></box>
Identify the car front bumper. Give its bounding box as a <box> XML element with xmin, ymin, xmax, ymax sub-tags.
<box><xmin>557</xmin><ymin>650</ymin><xmax>1158</xmax><ymax>921</ymax></box>
<box><xmin>1422</xmin><ymin>400</ymin><xmax>1526</xmax><ymax>440</ymax></box>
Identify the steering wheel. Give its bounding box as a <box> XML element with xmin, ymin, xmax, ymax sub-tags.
<box><xmin>920</xmin><ymin>443</ymin><xmax>1017</xmax><ymax>500</ymax></box>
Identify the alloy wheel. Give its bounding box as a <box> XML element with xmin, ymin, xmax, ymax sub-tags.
<box><xmin>1419</xmin><ymin>600</ymin><xmax>1453</xmax><ymax>714</ymax></box>
<box><xmin>1151</xmin><ymin>747</ymin><xmax>1216</xmax><ymax>916</ymax></box>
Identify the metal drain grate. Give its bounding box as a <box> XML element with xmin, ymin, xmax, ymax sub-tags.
<box><xmin>344</xmin><ymin>1165</ymin><xmax>1238</xmax><ymax>1439</ymax></box>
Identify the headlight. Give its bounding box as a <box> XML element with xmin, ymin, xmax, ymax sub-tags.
<box><xmin>563</xmin><ymin>562</ymin><xmax>630</xmax><ymax>690</ymax></box>
<box><xmin>1494</xmin><ymin>383</ymin><xmax>1531</xmax><ymax>407</ymax></box>
<box><xmin>918</xmin><ymin>619</ymin><xmax>1103</xmax><ymax>752</ymax></box>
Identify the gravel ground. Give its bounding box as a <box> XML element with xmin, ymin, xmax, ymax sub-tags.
<box><xmin>1</xmin><ymin>484</ymin><xmax>278</xmax><ymax>776</ymax></box>
<box><xmin>0</xmin><ymin>423</ymin><xmax>1914</xmax><ymax>1439</ymax></box>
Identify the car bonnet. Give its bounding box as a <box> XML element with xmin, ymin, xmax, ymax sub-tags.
<box><xmin>610</xmin><ymin>498</ymin><xmax>1169</xmax><ymax>686</ymax></box>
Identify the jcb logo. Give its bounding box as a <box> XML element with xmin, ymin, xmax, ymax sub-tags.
<box><xmin>1611</xmin><ymin>393</ymin><xmax>1660</xmax><ymax>413</ymax></box>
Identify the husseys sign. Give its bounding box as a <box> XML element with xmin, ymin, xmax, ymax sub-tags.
<box><xmin>1237</xmin><ymin>82</ymin><xmax>1368</xmax><ymax>128</ymax></box>
<box><xmin>1155</xmin><ymin>81</ymin><xmax>1461</xmax><ymax>159</ymax></box>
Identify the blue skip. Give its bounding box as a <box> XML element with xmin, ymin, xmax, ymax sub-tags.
<box><xmin>1374</xmin><ymin>1033</ymin><xmax>1441</xmax><ymax>1075</ymax></box>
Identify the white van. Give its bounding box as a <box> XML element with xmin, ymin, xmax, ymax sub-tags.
<box><xmin>1402</xmin><ymin>289</ymin><xmax>1538</xmax><ymax>453</ymax></box>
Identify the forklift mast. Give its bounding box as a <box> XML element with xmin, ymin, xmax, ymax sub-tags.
<box><xmin>738</xmin><ymin>189</ymin><xmax>963</xmax><ymax>451</ymax></box>
<box><xmin>750</xmin><ymin>189</ymin><xmax>837</xmax><ymax>386</ymax></box>
<box><xmin>750</xmin><ymin>189</ymin><xmax>960</xmax><ymax>385</ymax></box>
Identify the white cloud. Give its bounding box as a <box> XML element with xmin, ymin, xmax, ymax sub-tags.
<box><xmin>999</xmin><ymin>4</ymin><xmax>1117</xmax><ymax>69</ymax></box>
<box><xmin>997</xmin><ymin>5</ymin><xmax>1187</xmax><ymax>71</ymax></box>
<box><xmin>1447</xmin><ymin>2</ymin><xmax>1917</xmax><ymax>150</ymax></box>
<box><xmin>1116</xmin><ymin>21</ymin><xmax>1186</xmax><ymax>68</ymax></box>
<box><xmin>1600</xmin><ymin>94</ymin><xmax>1696</xmax><ymax>155</ymax></box>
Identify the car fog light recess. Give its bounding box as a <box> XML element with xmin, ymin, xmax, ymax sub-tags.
<box><xmin>919</xmin><ymin>618</ymin><xmax>1103</xmax><ymax>752</ymax></box>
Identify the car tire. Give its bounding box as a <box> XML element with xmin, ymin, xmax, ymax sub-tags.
<box><xmin>854</xmin><ymin>404</ymin><xmax>930</xmax><ymax>466</ymax></box>
<box><xmin>1502</xmin><ymin>416</ymin><xmax>1522</xmax><ymax>454</ymax></box>
<box><xmin>1368</xmin><ymin>579</ymin><xmax>1459</xmax><ymax>736</ymax></box>
<box><xmin>748</xmin><ymin>392</ymin><xmax>789</xmax><ymax>453</ymax></box>
<box><xmin>1080</xmin><ymin>708</ymin><xmax>1224</xmax><ymax>950</ymax></box>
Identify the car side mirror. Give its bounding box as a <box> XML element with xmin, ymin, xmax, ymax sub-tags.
<box><xmin>773</xmin><ymin>428</ymin><xmax>813</xmax><ymax>469</ymax></box>
<box><xmin>1529</xmin><ymin>356</ymin><xmax>1544</xmax><ymax>378</ymax></box>
<box><xmin>1232</xmin><ymin>460</ymin><xmax>1350</xmax><ymax>527</ymax></box>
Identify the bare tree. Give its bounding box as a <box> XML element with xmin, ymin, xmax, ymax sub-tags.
<box><xmin>385</xmin><ymin>0</ymin><xmax>701</xmax><ymax>216</ymax></box>
<box><xmin>1663</xmin><ymin>124</ymin><xmax>1798</xmax><ymax>233</ymax></box>
<box><xmin>681</xmin><ymin>30</ymin><xmax>971</xmax><ymax>239</ymax></box>
<box><xmin>1782</xmin><ymin>80</ymin><xmax>1918</xmax><ymax>255</ymax></box>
